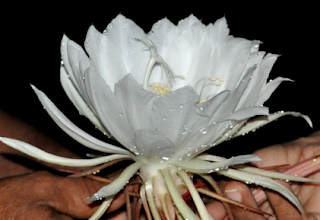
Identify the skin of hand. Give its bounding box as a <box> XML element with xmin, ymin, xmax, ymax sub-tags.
<box><xmin>207</xmin><ymin>130</ymin><xmax>320</xmax><ymax>220</ymax></box>
<box><xmin>0</xmin><ymin>110</ymin><xmax>128</xmax><ymax>219</ymax></box>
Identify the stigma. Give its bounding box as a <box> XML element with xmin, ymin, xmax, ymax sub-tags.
<box><xmin>135</xmin><ymin>37</ymin><xmax>184</xmax><ymax>95</ymax></box>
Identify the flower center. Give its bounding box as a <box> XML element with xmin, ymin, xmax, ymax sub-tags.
<box><xmin>135</xmin><ymin>37</ymin><xmax>184</xmax><ymax>95</ymax></box>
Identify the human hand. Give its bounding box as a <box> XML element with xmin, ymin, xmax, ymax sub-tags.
<box><xmin>0</xmin><ymin>171</ymin><xmax>128</xmax><ymax>220</ymax></box>
<box><xmin>206</xmin><ymin>130</ymin><xmax>320</xmax><ymax>220</ymax></box>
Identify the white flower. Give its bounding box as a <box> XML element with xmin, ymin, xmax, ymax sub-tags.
<box><xmin>1</xmin><ymin>14</ymin><xmax>313</xmax><ymax>220</ymax></box>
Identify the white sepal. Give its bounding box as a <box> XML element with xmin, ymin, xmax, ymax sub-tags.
<box><xmin>0</xmin><ymin>137</ymin><xmax>132</xmax><ymax>167</ymax></box>
<box><xmin>219</xmin><ymin>168</ymin><xmax>303</xmax><ymax>213</ymax></box>
<box><xmin>233</xmin><ymin>111</ymin><xmax>312</xmax><ymax>138</ymax></box>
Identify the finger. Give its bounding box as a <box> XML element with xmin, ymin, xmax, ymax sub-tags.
<box><xmin>265</xmin><ymin>181</ymin><xmax>302</xmax><ymax>220</ymax></box>
<box><xmin>206</xmin><ymin>200</ymin><xmax>227</xmax><ymax>220</ymax></box>
<box><xmin>41</xmin><ymin>172</ymin><xmax>110</xmax><ymax>219</ymax></box>
<box><xmin>223</xmin><ymin>181</ymin><xmax>266</xmax><ymax>220</ymax></box>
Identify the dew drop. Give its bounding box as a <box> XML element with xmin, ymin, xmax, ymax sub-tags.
<box><xmin>107</xmin><ymin>24</ymin><xmax>112</xmax><ymax>29</ymax></box>
<box><xmin>163</xmin><ymin>117</ymin><xmax>167</xmax><ymax>121</ymax></box>
<box><xmin>119</xmin><ymin>113</ymin><xmax>123</xmax><ymax>117</ymax></box>
<box><xmin>179</xmin><ymin>104</ymin><xmax>184</xmax><ymax>108</ymax></box>
<box><xmin>103</xmin><ymin>30</ymin><xmax>107</xmax><ymax>34</ymax></box>
<box><xmin>200</xmin><ymin>127</ymin><xmax>207</xmax><ymax>134</ymax></box>
<box><xmin>169</xmin><ymin>108</ymin><xmax>173</xmax><ymax>111</ymax></box>
<box><xmin>124</xmin><ymin>24</ymin><xmax>128</xmax><ymax>28</ymax></box>
<box><xmin>182</xmin><ymin>30</ymin><xmax>187</xmax><ymax>34</ymax></box>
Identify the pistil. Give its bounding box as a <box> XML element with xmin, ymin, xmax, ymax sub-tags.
<box><xmin>135</xmin><ymin>38</ymin><xmax>176</xmax><ymax>93</ymax></box>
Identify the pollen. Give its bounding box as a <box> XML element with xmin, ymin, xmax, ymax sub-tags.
<box><xmin>149</xmin><ymin>83</ymin><xmax>171</xmax><ymax>95</ymax></box>
<box><xmin>198</xmin><ymin>99</ymin><xmax>207</xmax><ymax>103</ymax></box>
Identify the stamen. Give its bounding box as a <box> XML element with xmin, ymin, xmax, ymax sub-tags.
<box><xmin>196</xmin><ymin>76</ymin><xmax>227</xmax><ymax>101</ymax></box>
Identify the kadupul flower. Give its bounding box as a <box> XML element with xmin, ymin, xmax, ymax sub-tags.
<box><xmin>1</xmin><ymin>14</ymin><xmax>317</xmax><ymax>220</ymax></box>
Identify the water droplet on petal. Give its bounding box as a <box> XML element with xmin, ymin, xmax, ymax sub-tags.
<box><xmin>119</xmin><ymin>113</ymin><xmax>123</xmax><ymax>117</ymax></box>
<box><xmin>163</xmin><ymin>117</ymin><xmax>167</xmax><ymax>120</ymax></box>
<box><xmin>179</xmin><ymin>104</ymin><xmax>184</xmax><ymax>108</ymax></box>
<box><xmin>124</xmin><ymin>24</ymin><xmax>128</xmax><ymax>28</ymax></box>
<box><xmin>200</xmin><ymin>127</ymin><xmax>207</xmax><ymax>134</ymax></box>
<box><xmin>107</xmin><ymin>24</ymin><xmax>112</xmax><ymax>29</ymax></box>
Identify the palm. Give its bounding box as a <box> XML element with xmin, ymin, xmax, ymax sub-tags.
<box><xmin>251</xmin><ymin>130</ymin><xmax>320</xmax><ymax>219</ymax></box>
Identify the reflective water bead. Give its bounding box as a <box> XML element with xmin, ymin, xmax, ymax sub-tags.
<box><xmin>200</xmin><ymin>127</ymin><xmax>207</xmax><ymax>134</ymax></box>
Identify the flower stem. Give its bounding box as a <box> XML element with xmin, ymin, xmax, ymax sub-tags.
<box><xmin>145</xmin><ymin>176</ymin><xmax>162</xmax><ymax>220</ymax></box>
<box><xmin>160</xmin><ymin>168</ymin><xmax>200</xmax><ymax>220</ymax></box>
<box><xmin>178</xmin><ymin>170</ymin><xmax>212</xmax><ymax>220</ymax></box>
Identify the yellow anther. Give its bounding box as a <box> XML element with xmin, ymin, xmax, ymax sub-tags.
<box><xmin>198</xmin><ymin>99</ymin><xmax>207</xmax><ymax>103</ymax></box>
<box><xmin>219</xmin><ymin>78</ymin><xmax>225</xmax><ymax>82</ymax></box>
<box><xmin>210</xmin><ymin>77</ymin><xmax>216</xmax><ymax>81</ymax></box>
<box><xmin>179</xmin><ymin>75</ymin><xmax>186</xmax><ymax>80</ymax></box>
<box><xmin>149</xmin><ymin>83</ymin><xmax>171</xmax><ymax>96</ymax></box>
<box><xmin>215</xmin><ymin>82</ymin><xmax>222</xmax><ymax>86</ymax></box>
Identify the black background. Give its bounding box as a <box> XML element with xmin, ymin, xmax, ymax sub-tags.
<box><xmin>1</xmin><ymin>3</ymin><xmax>318</xmax><ymax>157</ymax></box>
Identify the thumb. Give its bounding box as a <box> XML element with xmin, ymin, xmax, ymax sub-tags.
<box><xmin>45</xmin><ymin>172</ymin><xmax>113</xmax><ymax>219</ymax></box>
<box><xmin>224</xmin><ymin>181</ymin><xmax>266</xmax><ymax>220</ymax></box>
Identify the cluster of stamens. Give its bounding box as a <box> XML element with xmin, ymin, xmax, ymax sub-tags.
<box><xmin>148</xmin><ymin>83</ymin><xmax>171</xmax><ymax>95</ymax></box>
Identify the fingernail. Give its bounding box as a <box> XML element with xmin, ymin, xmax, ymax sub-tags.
<box><xmin>225</xmin><ymin>188</ymin><xmax>242</xmax><ymax>202</ymax></box>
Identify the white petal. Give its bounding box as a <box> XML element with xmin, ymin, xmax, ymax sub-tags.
<box><xmin>202</xmin><ymin>37</ymin><xmax>252</xmax><ymax>97</ymax></box>
<box><xmin>85</xmin><ymin>15</ymin><xmax>147</xmax><ymax>90</ymax></box>
<box><xmin>131</xmin><ymin>129</ymin><xmax>175</xmax><ymax>159</ymax></box>
<box><xmin>256</xmin><ymin>77</ymin><xmax>293</xmax><ymax>105</ymax></box>
<box><xmin>60</xmin><ymin>67</ymin><xmax>111</xmax><ymax>137</ymax></box>
<box><xmin>209</xmin><ymin>66</ymin><xmax>256</xmax><ymax>123</ymax></box>
<box><xmin>206</xmin><ymin>17</ymin><xmax>230</xmax><ymax>48</ymax></box>
<box><xmin>148</xmin><ymin>17</ymin><xmax>176</xmax><ymax>49</ymax></box>
<box><xmin>85</xmin><ymin>69</ymin><xmax>134</xmax><ymax>148</ymax></box>
<box><xmin>31</xmin><ymin>85</ymin><xmax>132</xmax><ymax>155</ymax></box>
<box><xmin>175</xmin><ymin>155</ymin><xmax>261</xmax><ymax>173</ymax></box>
<box><xmin>150</xmin><ymin>86</ymin><xmax>204</xmax><ymax>147</ymax></box>
<box><xmin>233</xmin><ymin>111</ymin><xmax>312</xmax><ymax>138</ymax></box>
<box><xmin>219</xmin><ymin>168</ymin><xmax>303</xmax><ymax>213</ymax></box>
<box><xmin>88</xmin><ymin>161</ymin><xmax>144</xmax><ymax>200</ymax></box>
<box><xmin>84</xmin><ymin>25</ymin><xmax>126</xmax><ymax>91</ymax></box>
<box><xmin>196</xmin><ymin>90</ymin><xmax>230</xmax><ymax>117</ymax></box>
<box><xmin>0</xmin><ymin>138</ymin><xmax>132</xmax><ymax>167</ymax></box>
<box><xmin>114</xmin><ymin>74</ymin><xmax>156</xmax><ymax>131</ymax></box>
<box><xmin>221</xmin><ymin>106</ymin><xmax>269</xmax><ymax>121</ymax></box>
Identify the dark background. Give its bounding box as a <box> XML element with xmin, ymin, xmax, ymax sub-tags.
<box><xmin>1</xmin><ymin>3</ymin><xmax>318</xmax><ymax>157</ymax></box>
